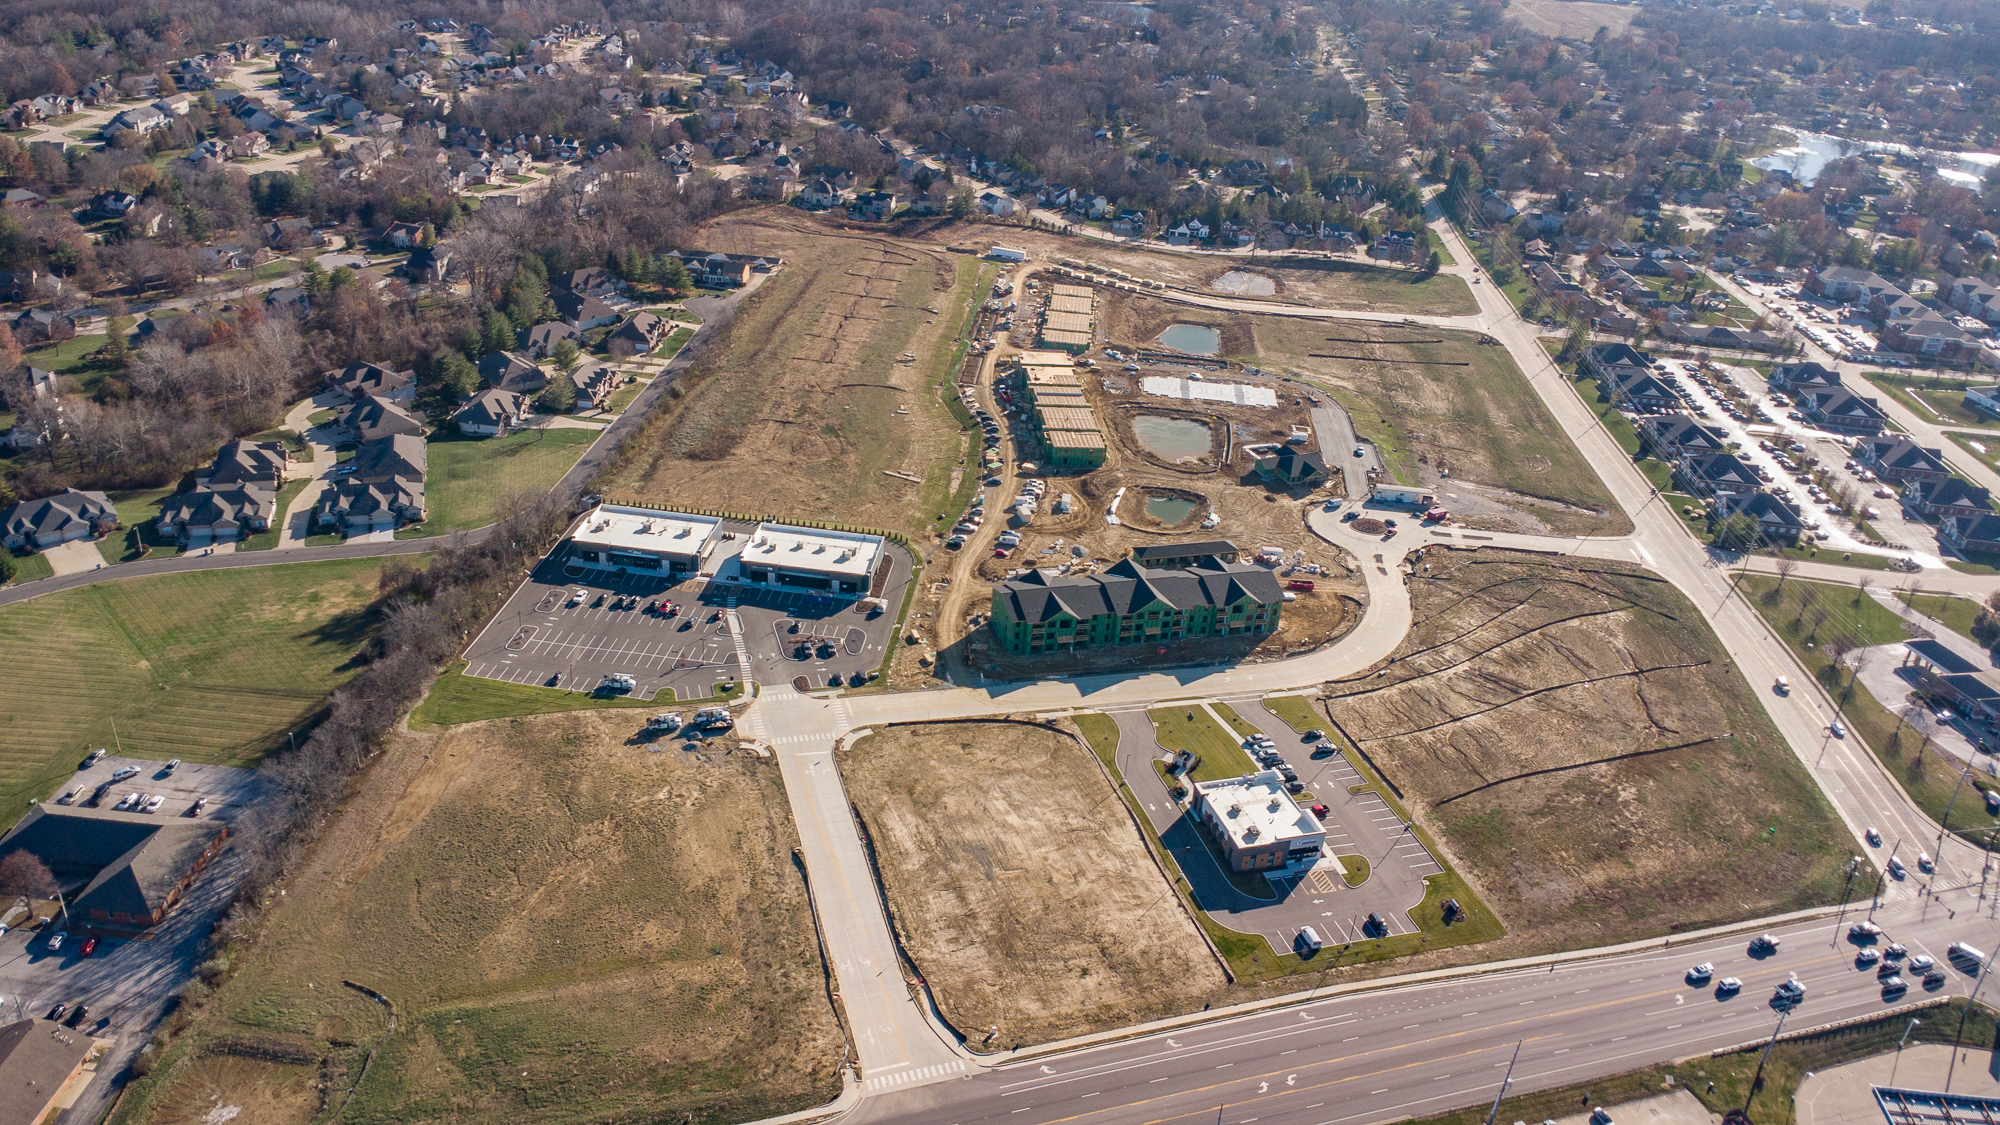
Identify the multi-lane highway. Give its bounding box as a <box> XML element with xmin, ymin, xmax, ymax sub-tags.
<box><xmin>848</xmin><ymin>892</ymin><xmax>2000</xmax><ymax>1125</ymax></box>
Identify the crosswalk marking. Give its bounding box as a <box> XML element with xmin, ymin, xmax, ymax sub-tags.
<box><xmin>863</xmin><ymin>1059</ymin><xmax>968</xmax><ymax>1089</ymax></box>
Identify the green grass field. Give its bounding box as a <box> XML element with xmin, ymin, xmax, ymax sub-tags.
<box><xmin>1868</xmin><ymin>374</ymin><xmax>2000</xmax><ymax>430</ymax></box>
<box><xmin>408</xmin><ymin>428</ymin><xmax>597</xmax><ymax>535</ymax></box>
<box><xmin>1148</xmin><ymin>706</ymin><xmax>1256</xmax><ymax>781</ymax></box>
<box><xmin>6</xmin><ymin>551</ymin><xmax>53</xmax><ymax>584</ymax></box>
<box><xmin>1209</xmin><ymin>702</ymin><xmax>1262</xmax><ymax>738</ymax></box>
<box><xmin>1263</xmin><ymin>696</ymin><xmax>1321</xmax><ymax>733</ymax></box>
<box><xmin>0</xmin><ymin>559</ymin><xmax>392</xmax><ymax>810</ymax></box>
<box><xmin>1900</xmin><ymin>591</ymin><xmax>1985</xmax><ymax>643</ymax></box>
<box><xmin>410</xmin><ymin>662</ymin><xmax>744</xmax><ymax>729</ymax></box>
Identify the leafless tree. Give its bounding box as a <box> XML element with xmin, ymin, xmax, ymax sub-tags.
<box><xmin>0</xmin><ymin>850</ymin><xmax>60</xmax><ymax>898</ymax></box>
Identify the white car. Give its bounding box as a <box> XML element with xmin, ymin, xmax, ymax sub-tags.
<box><xmin>1866</xmin><ymin>826</ymin><xmax>1882</xmax><ymax>845</ymax></box>
<box><xmin>1850</xmin><ymin>921</ymin><xmax>1883</xmax><ymax>938</ymax></box>
<box><xmin>46</xmin><ymin>933</ymin><xmax>63</xmax><ymax>952</ymax></box>
<box><xmin>1717</xmin><ymin>976</ymin><xmax>1743</xmax><ymax>994</ymax></box>
<box><xmin>1831</xmin><ymin>720</ymin><xmax>1847</xmax><ymax>739</ymax></box>
<box><xmin>143</xmin><ymin>794</ymin><xmax>165</xmax><ymax>814</ymax></box>
<box><xmin>1918</xmin><ymin>852</ymin><xmax>1934</xmax><ymax>872</ymax></box>
<box><xmin>1909</xmin><ymin>954</ymin><xmax>1937</xmax><ymax>972</ymax></box>
<box><xmin>1687</xmin><ymin>963</ymin><xmax>1714</xmax><ymax>984</ymax></box>
<box><xmin>1857</xmin><ymin>947</ymin><xmax>1883</xmax><ymax>966</ymax></box>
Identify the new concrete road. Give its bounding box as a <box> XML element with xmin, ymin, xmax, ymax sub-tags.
<box><xmin>848</xmin><ymin>892</ymin><xmax>2000</xmax><ymax>1125</ymax></box>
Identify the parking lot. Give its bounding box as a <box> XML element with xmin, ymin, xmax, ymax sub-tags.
<box><xmin>0</xmin><ymin>759</ymin><xmax>263</xmax><ymax>1124</ymax></box>
<box><xmin>460</xmin><ymin>543</ymin><xmax>914</xmax><ymax>701</ymax></box>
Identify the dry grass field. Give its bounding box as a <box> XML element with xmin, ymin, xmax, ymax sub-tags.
<box><xmin>840</xmin><ymin>721</ymin><xmax>1227</xmax><ymax>1049</ymax></box>
<box><xmin>602</xmin><ymin>208</ymin><xmax>988</xmax><ymax>535</ymax></box>
<box><xmin>1248</xmin><ymin>317</ymin><xmax>1629</xmax><ymax>536</ymax></box>
<box><xmin>1320</xmin><ymin>550</ymin><xmax>1852</xmax><ymax>951</ymax></box>
<box><xmin>916</xmin><ymin>224</ymin><xmax>1475</xmax><ymax>315</ymax></box>
<box><xmin>139</xmin><ymin>713</ymin><xmax>841</xmax><ymax>1125</ymax></box>
<box><xmin>1504</xmin><ymin>0</ymin><xmax>1639</xmax><ymax>38</ymax></box>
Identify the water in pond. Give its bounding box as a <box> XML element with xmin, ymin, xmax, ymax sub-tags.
<box><xmin>1210</xmin><ymin>271</ymin><xmax>1275</xmax><ymax>296</ymax></box>
<box><xmin>1130</xmin><ymin>415</ymin><xmax>1212</xmax><ymax>462</ymax></box>
<box><xmin>1157</xmin><ymin>323</ymin><xmax>1221</xmax><ymax>355</ymax></box>
<box><xmin>1145</xmin><ymin>495</ymin><xmax>1199</xmax><ymax>525</ymax></box>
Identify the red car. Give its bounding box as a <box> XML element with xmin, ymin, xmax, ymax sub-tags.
<box><xmin>79</xmin><ymin>937</ymin><xmax>98</xmax><ymax>957</ymax></box>
<box><xmin>1310</xmin><ymin>804</ymin><xmax>1330</xmax><ymax>819</ymax></box>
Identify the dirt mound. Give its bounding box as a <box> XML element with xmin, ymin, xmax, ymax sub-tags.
<box><xmin>1350</xmin><ymin>517</ymin><xmax>1387</xmax><ymax>534</ymax></box>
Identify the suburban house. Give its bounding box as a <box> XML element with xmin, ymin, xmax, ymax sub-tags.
<box><xmin>318</xmin><ymin>433</ymin><xmax>427</xmax><ymax>533</ymax></box>
<box><xmin>662</xmin><ymin>250</ymin><xmax>778</xmax><ymax>288</ymax></box>
<box><xmin>1638</xmin><ymin>415</ymin><xmax>1729</xmax><ymax>459</ymax></box>
<box><xmin>988</xmin><ymin>557</ymin><xmax>1284</xmax><ymax>656</ymax></box>
<box><xmin>1712</xmin><ymin>491</ymin><xmax>1807</xmax><ymax>545</ymax></box>
<box><xmin>1</xmin><ymin>488</ymin><xmax>115</xmax><ymax>550</ymax></box>
<box><xmin>478</xmin><ymin>351</ymin><xmax>549</xmax><ymax>396</ymax></box>
<box><xmin>450</xmin><ymin>388</ymin><xmax>530</xmax><ymax>436</ymax></box>
<box><xmin>569</xmin><ymin>364</ymin><xmax>628</xmax><ymax>409</ymax></box>
<box><xmin>339</xmin><ymin>394</ymin><xmax>427</xmax><ymax>441</ymax></box>
<box><xmin>1190</xmin><ymin>771</ymin><xmax>1325</xmax><ymax>873</ymax></box>
<box><xmin>978</xmin><ymin>191</ymin><xmax>1016</xmax><ymax>217</ymax></box>
<box><xmin>797</xmin><ymin>178</ymin><xmax>844</xmax><ymax>210</ymax></box>
<box><xmin>1881</xmin><ymin>311</ymin><xmax>1974</xmax><ymax>361</ymax></box>
<box><xmin>1793</xmin><ymin>386</ymin><xmax>1887</xmax><ymax>435</ymax></box>
<box><xmin>1907</xmin><ymin>478</ymin><xmax>1994</xmax><ymax>521</ymax></box>
<box><xmin>556</xmin><ymin>267</ymin><xmax>624</xmax><ymax>300</ymax></box>
<box><xmin>1941</xmin><ymin>513</ymin><xmax>2000</xmax><ymax>556</ymax></box>
<box><xmin>523</xmin><ymin>321</ymin><xmax>585</xmax><ymax>359</ymax></box>
<box><xmin>1674</xmin><ymin>451</ymin><xmax>1762</xmax><ymax>497</ymax></box>
<box><xmin>156</xmin><ymin>475</ymin><xmax>280</xmax><ymax>546</ymax></box>
<box><xmin>1856</xmin><ymin>435</ymin><xmax>1951</xmax><ymax>484</ymax></box>
<box><xmin>12</xmin><ymin>309</ymin><xmax>76</xmax><ymax>345</ymax></box>
<box><xmin>323</xmin><ymin>361</ymin><xmax>415</xmax><ymax>402</ymax></box>
<box><xmin>554</xmin><ymin>289</ymin><xmax>619</xmax><ymax>329</ymax></box>
<box><xmin>848</xmin><ymin>189</ymin><xmax>899</xmax><ymax>221</ymax></box>
<box><xmin>0</xmin><ymin>803</ymin><xmax>230</xmax><ymax>930</ymax></box>
<box><xmin>404</xmin><ymin>247</ymin><xmax>451</xmax><ymax>285</ymax></box>
<box><xmin>605</xmin><ymin>311</ymin><xmax>669</xmax><ymax>357</ymax></box>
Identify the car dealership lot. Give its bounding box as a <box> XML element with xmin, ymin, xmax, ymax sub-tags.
<box><xmin>461</xmin><ymin>546</ymin><xmax>912</xmax><ymax>701</ymax></box>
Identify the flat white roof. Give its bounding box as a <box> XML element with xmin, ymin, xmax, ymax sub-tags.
<box><xmin>742</xmin><ymin>523</ymin><xmax>883</xmax><ymax>580</ymax></box>
<box><xmin>1142</xmin><ymin>376</ymin><xmax>1279</xmax><ymax>407</ymax></box>
<box><xmin>1195</xmin><ymin>771</ymin><xmax>1325</xmax><ymax>851</ymax></box>
<box><xmin>572</xmin><ymin>504</ymin><xmax>720</xmax><ymax>558</ymax></box>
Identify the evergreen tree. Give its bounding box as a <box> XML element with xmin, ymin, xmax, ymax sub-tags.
<box><xmin>483</xmin><ymin>309</ymin><xmax>517</xmax><ymax>355</ymax></box>
<box><xmin>300</xmin><ymin>257</ymin><xmax>329</xmax><ymax>297</ymax></box>
<box><xmin>551</xmin><ymin>339</ymin><xmax>580</xmax><ymax>371</ymax></box>
<box><xmin>657</xmin><ymin>256</ymin><xmax>692</xmax><ymax>296</ymax></box>
<box><xmin>537</xmin><ymin>376</ymin><xmax>576</xmax><ymax>413</ymax></box>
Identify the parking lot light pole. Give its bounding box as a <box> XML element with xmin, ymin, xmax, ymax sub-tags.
<box><xmin>1744</xmin><ymin>1008</ymin><xmax>1790</xmax><ymax>1113</ymax></box>
<box><xmin>1888</xmin><ymin>1018</ymin><xmax>1922</xmax><ymax>1087</ymax></box>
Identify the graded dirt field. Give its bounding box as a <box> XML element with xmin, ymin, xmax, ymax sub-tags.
<box><xmin>1319</xmin><ymin>549</ymin><xmax>1852</xmax><ymax>951</ymax></box>
<box><xmin>917</xmin><ymin>225</ymin><xmax>1477</xmax><ymax>316</ymax></box>
<box><xmin>141</xmin><ymin>712</ymin><xmax>842</xmax><ymax>1125</ymax></box>
<box><xmin>1246</xmin><ymin>317</ymin><xmax>1629</xmax><ymax>536</ymax></box>
<box><xmin>0</xmin><ymin>558</ymin><xmax>390</xmax><ymax>810</ymax></box>
<box><xmin>840</xmin><ymin>721</ymin><xmax>1227</xmax><ymax>1049</ymax></box>
<box><xmin>601</xmin><ymin>207</ymin><xmax>990</xmax><ymax>536</ymax></box>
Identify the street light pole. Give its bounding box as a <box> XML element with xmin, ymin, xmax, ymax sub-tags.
<box><xmin>1485</xmin><ymin>1040</ymin><xmax>1525</xmax><ymax>1125</ymax></box>
<box><xmin>1745</xmin><ymin>1008</ymin><xmax>1790</xmax><ymax>1112</ymax></box>
<box><xmin>1888</xmin><ymin>1018</ymin><xmax>1923</xmax><ymax>1088</ymax></box>
<box><xmin>1831</xmin><ymin>855</ymin><xmax>1864</xmax><ymax>947</ymax></box>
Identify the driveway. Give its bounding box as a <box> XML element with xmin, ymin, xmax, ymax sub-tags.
<box><xmin>276</xmin><ymin>392</ymin><xmax>342</xmax><ymax>550</ymax></box>
<box><xmin>41</xmin><ymin>539</ymin><xmax>108</xmax><ymax>576</ymax></box>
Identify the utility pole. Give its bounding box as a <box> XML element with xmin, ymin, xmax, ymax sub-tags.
<box><xmin>1937</xmin><ymin>766</ymin><xmax>1972</xmax><ymax>876</ymax></box>
<box><xmin>1888</xmin><ymin>1018</ymin><xmax>1923</xmax><ymax>1087</ymax></box>
<box><xmin>1745</xmin><ymin>1008</ymin><xmax>1790</xmax><ymax>1112</ymax></box>
<box><xmin>1485</xmin><ymin>1040</ymin><xmax>1525</xmax><ymax>1125</ymax></box>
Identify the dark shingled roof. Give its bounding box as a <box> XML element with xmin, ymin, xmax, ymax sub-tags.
<box><xmin>1131</xmin><ymin>539</ymin><xmax>1238</xmax><ymax>560</ymax></box>
<box><xmin>0</xmin><ymin>805</ymin><xmax>225</xmax><ymax>923</ymax></box>
<box><xmin>997</xmin><ymin>557</ymin><xmax>1278</xmax><ymax>625</ymax></box>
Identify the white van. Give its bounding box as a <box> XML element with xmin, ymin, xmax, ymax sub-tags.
<box><xmin>1951</xmin><ymin>942</ymin><xmax>1988</xmax><ymax>964</ymax></box>
<box><xmin>1299</xmin><ymin>926</ymin><xmax>1323</xmax><ymax>952</ymax></box>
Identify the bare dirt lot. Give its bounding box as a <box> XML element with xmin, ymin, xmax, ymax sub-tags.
<box><xmin>918</xmin><ymin>224</ymin><xmax>1476</xmax><ymax>316</ymax></box>
<box><xmin>602</xmin><ymin>207</ymin><xmax>991</xmax><ymax>536</ymax></box>
<box><xmin>1246</xmin><ymin>316</ymin><xmax>1630</xmax><ymax>536</ymax></box>
<box><xmin>137</xmin><ymin>713</ymin><xmax>841</xmax><ymax>1125</ymax></box>
<box><xmin>1316</xmin><ymin>549</ymin><xmax>1852</xmax><ymax>952</ymax></box>
<box><xmin>841</xmin><ymin>721</ymin><xmax>1228</xmax><ymax>1050</ymax></box>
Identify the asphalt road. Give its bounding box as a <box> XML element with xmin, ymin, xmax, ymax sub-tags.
<box><xmin>849</xmin><ymin>891</ymin><xmax>1999</xmax><ymax>1125</ymax></box>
